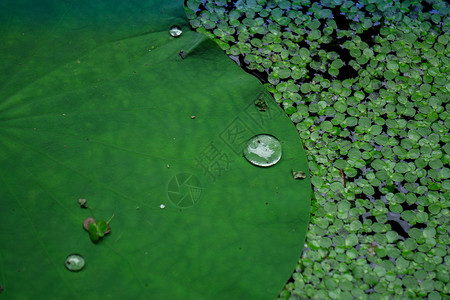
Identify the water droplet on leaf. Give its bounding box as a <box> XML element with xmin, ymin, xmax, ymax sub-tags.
<box><xmin>65</xmin><ymin>254</ymin><xmax>85</xmax><ymax>272</ymax></box>
<box><xmin>169</xmin><ymin>25</ymin><xmax>182</xmax><ymax>37</ymax></box>
<box><xmin>243</xmin><ymin>134</ymin><xmax>282</xmax><ymax>167</ymax></box>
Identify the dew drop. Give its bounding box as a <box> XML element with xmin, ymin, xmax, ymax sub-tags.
<box><xmin>65</xmin><ymin>254</ymin><xmax>85</xmax><ymax>272</ymax></box>
<box><xmin>243</xmin><ymin>134</ymin><xmax>282</xmax><ymax>167</ymax></box>
<box><xmin>169</xmin><ymin>25</ymin><xmax>182</xmax><ymax>37</ymax></box>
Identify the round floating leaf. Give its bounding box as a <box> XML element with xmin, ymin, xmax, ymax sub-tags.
<box><xmin>328</xmin><ymin>67</ymin><xmax>339</xmax><ymax>76</ymax></box>
<box><xmin>333</xmin><ymin>100</ymin><xmax>347</xmax><ymax>113</ymax></box>
<box><xmin>345</xmin><ymin>234</ymin><xmax>359</xmax><ymax>247</ymax></box>
<box><xmin>277</xmin><ymin>67</ymin><xmax>292</xmax><ymax>79</ymax></box>
<box><xmin>350</xmin><ymin>48</ymin><xmax>361</xmax><ymax>58</ymax></box>
<box><xmin>394</xmin><ymin>162</ymin><xmax>410</xmax><ymax>173</ymax></box>
<box><xmin>300</xmin><ymin>83</ymin><xmax>312</xmax><ymax>94</ymax></box>
<box><xmin>387</xmin><ymin>60</ymin><xmax>399</xmax><ymax>71</ymax></box>
<box><xmin>363</xmin><ymin>273</ymin><xmax>379</xmax><ymax>285</ymax></box>
<box><xmin>404</xmin><ymin>172</ymin><xmax>418</xmax><ymax>183</ymax></box>
<box><xmin>374</xmin><ymin>135</ymin><xmax>389</xmax><ymax>146</ymax></box>
<box><xmin>308</xmin><ymin>29</ymin><xmax>322</xmax><ymax>40</ymax></box>
<box><xmin>0</xmin><ymin>2</ymin><xmax>311</xmax><ymax>299</ymax></box>
<box><xmin>429</xmin><ymin>159</ymin><xmax>444</xmax><ymax>169</ymax></box>
<box><xmin>299</xmin><ymin>47</ymin><xmax>310</xmax><ymax>60</ymax></box>
<box><xmin>331</xmin><ymin>59</ymin><xmax>344</xmax><ymax>69</ymax></box>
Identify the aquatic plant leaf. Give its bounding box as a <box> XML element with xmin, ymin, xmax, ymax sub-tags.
<box><xmin>0</xmin><ymin>1</ymin><xmax>310</xmax><ymax>299</ymax></box>
<box><xmin>88</xmin><ymin>223</ymin><xmax>100</xmax><ymax>243</ymax></box>
<box><xmin>96</xmin><ymin>221</ymin><xmax>109</xmax><ymax>236</ymax></box>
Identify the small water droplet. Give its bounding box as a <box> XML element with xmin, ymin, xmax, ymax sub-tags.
<box><xmin>169</xmin><ymin>25</ymin><xmax>182</xmax><ymax>37</ymax></box>
<box><xmin>243</xmin><ymin>134</ymin><xmax>282</xmax><ymax>167</ymax></box>
<box><xmin>65</xmin><ymin>254</ymin><xmax>85</xmax><ymax>272</ymax></box>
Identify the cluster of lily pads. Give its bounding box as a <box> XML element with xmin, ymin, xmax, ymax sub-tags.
<box><xmin>186</xmin><ymin>0</ymin><xmax>449</xmax><ymax>299</ymax></box>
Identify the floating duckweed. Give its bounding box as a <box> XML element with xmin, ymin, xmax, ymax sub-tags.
<box><xmin>186</xmin><ymin>0</ymin><xmax>450</xmax><ymax>298</ymax></box>
<box><xmin>64</xmin><ymin>254</ymin><xmax>85</xmax><ymax>272</ymax></box>
<box><xmin>243</xmin><ymin>134</ymin><xmax>282</xmax><ymax>167</ymax></box>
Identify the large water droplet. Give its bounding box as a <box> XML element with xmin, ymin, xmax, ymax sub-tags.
<box><xmin>243</xmin><ymin>134</ymin><xmax>282</xmax><ymax>167</ymax></box>
<box><xmin>169</xmin><ymin>25</ymin><xmax>182</xmax><ymax>38</ymax></box>
<box><xmin>65</xmin><ymin>254</ymin><xmax>85</xmax><ymax>272</ymax></box>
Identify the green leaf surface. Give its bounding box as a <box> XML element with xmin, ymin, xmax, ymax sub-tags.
<box><xmin>88</xmin><ymin>223</ymin><xmax>100</xmax><ymax>243</ymax></box>
<box><xmin>0</xmin><ymin>1</ymin><xmax>311</xmax><ymax>299</ymax></box>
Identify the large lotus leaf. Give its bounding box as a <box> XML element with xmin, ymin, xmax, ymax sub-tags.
<box><xmin>0</xmin><ymin>0</ymin><xmax>310</xmax><ymax>299</ymax></box>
